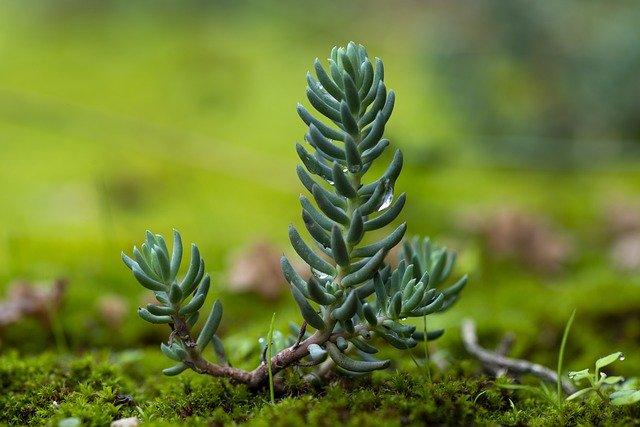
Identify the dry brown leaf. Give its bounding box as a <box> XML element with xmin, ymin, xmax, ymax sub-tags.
<box><xmin>0</xmin><ymin>279</ymin><xmax>67</xmax><ymax>327</ymax></box>
<box><xmin>226</xmin><ymin>240</ymin><xmax>310</xmax><ymax>300</ymax></box>
<box><xmin>97</xmin><ymin>294</ymin><xmax>129</xmax><ymax>329</ymax></box>
<box><xmin>460</xmin><ymin>208</ymin><xmax>573</xmax><ymax>273</ymax></box>
<box><xmin>605</xmin><ymin>201</ymin><xmax>640</xmax><ymax>238</ymax></box>
<box><xmin>605</xmin><ymin>201</ymin><xmax>640</xmax><ymax>272</ymax></box>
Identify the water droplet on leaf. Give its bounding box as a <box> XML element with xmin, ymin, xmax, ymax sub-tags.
<box><xmin>619</xmin><ymin>354</ymin><xmax>626</xmax><ymax>361</ymax></box>
<box><xmin>378</xmin><ymin>183</ymin><xmax>394</xmax><ymax>211</ymax></box>
<box><xmin>312</xmin><ymin>269</ymin><xmax>331</xmax><ymax>281</ymax></box>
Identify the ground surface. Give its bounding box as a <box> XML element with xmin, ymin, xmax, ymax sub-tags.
<box><xmin>3</xmin><ymin>349</ymin><xmax>640</xmax><ymax>426</ymax></box>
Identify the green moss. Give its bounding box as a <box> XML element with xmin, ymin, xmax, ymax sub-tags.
<box><xmin>0</xmin><ymin>351</ymin><xmax>137</xmax><ymax>426</ymax></box>
<box><xmin>2</xmin><ymin>350</ymin><xmax>640</xmax><ymax>426</ymax></box>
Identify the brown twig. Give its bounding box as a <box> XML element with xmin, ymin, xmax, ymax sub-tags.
<box><xmin>293</xmin><ymin>321</ymin><xmax>307</xmax><ymax>349</ymax></box>
<box><xmin>170</xmin><ymin>304</ymin><xmax>381</xmax><ymax>390</ymax></box>
<box><xmin>461</xmin><ymin>319</ymin><xmax>575</xmax><ymax>394</ymax></box>
<box><xmin>171</xmin><ymin>310</ymin><xmax>338</xmax><ymax>390</ymax></box>
<box><xmin>489</xmin><ymin>331</ymin><xmax>516</xmax><ymax>377</ymax></box>
<box><xmin>495</xmin><ymin>331</ymin><xmax>516</xmax><ymax>357</ymax></box>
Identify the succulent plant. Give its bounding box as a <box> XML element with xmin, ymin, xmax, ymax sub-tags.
<box><xmin>122</xmin><ymin>42</ymin><xmax>466</xmax><ymax>389</ymax></box>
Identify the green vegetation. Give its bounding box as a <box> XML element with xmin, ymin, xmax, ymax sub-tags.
<box><xmin>3</xmin><ymin>350</ymin><xmax>640</xmax><ymax>426</ymax></box>
<box><xmin>567</xmin><ymin>351</ymin><xmax>640</xmax><ymax>406</ymax></box>
<box><xmin>1</xmin><ymin>2</ymin><xmax>640</xmax><ymax>425</ymax></box>
<box><xmin>121</xmin><ymin>43</ymin><xmax>466</xmax><ymax>387</ymax></box>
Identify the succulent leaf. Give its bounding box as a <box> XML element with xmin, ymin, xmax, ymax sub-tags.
<box><xmin>196</xmin><ymin>299</ymin><xmax>223</xmax><ymax>349</ymax></box>
<box><xmin>326</xmin><ymin>342</ymin><xmax>390</xmax><ymax>373</ymax></box>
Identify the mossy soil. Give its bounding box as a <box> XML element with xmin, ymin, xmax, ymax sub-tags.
<box><xmin>3</xmin><ymin>349</ymin><xmax>640</xmax><ymax>427</ymax></box>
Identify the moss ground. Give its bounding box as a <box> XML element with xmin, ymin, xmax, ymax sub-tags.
<box><xmin>3</xmin><ymin>349</ymin><xmax>640</xmax><ymax>426</ymax></box>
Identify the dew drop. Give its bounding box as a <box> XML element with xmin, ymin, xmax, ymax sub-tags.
<box><xmin>400</xmin><ymin>317</ymin><xmax>407</xmax><ymax>322</ymax></box>
<box><xmin>326</xmin><ymin>178</ymin><xmax>334</xmax><ymax>185</ymax></box>
<box><xmin>312</xmin><ymin>269</ymin><xmax>331</xmax><ymax>281</ymax></box>
<box><xmin>568</xmin><ymin>372</ymin><xmax>576</xmax><ymax>379</ymax></box>
<box><xmin>378</xmin><ymin>184</ymin><xmax>394</xmax><ymax>211</ymax></box>
<box><xmin>619</xmin><ymin>353</ymin><xmax>626</xmax><ymax>361</ymax></box>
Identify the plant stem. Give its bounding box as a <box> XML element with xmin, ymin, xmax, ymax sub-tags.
<box><xmin>423</xmin><ymin>315</ymin><xmax>431</xmax><ymax>382</ymax></box>
<box><xmin>173</xmin><ymin>316</ymin><xmax>378</xmax><ymax>389</ymax></box>
<box><xmin>267</xmin><ymin>312</ymin><xmax>276</xmax><ymax>403</ymax></box>
<box><xmin>557</xmin><ymin>309</ymin><xmax>576</xmax><ymax>409</ymax></box>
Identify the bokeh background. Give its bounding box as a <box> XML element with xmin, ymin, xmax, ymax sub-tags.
<box><xmin>1</xmin><ymin>0</ymin><xmax>640</xmax><ymax>372</ymax></box>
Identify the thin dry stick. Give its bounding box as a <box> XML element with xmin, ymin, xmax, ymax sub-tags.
<box><xmin>489</xmin><ymin>331</ymin><xmax>516</xmax><ymax>377</ymax></box>
<box><xmin>461</xmin><ymin>319</ymin><xmax>575</xmax><ymax>394</ymax></box>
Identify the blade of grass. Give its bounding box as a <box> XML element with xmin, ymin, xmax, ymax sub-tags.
<box><xmin>423</xmin><ymin>315</ymin><xmax>431</xmax><ymax>382</ymax></box>
<box><xmin>557</xmin><ymin>309</ymin><xmax>576</xmax><ymax>409</ymax></box>
<box><xmin>267</xmin><ymin>312</ymin><xmax>276</xmax><ymax>404</ymax></box>
<box><xmin>49</xmin><ymin>301</ymin><xmax>69</xmax><ymax>354</ymax></box>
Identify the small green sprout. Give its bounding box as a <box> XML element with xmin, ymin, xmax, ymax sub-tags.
<box><xmin>567</xmin><ymin>352</ymin><xmax>626</xmax><ymax>402</ymax></box>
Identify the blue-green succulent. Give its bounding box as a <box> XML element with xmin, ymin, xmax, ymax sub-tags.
<box><xmin>122</xmin><ymin>42</ymin><xmax>467</xmax><ymax>388</ymax></box>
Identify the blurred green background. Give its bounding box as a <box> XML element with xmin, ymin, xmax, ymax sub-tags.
<box><xmin>1</xmin><ymin>0</ymin><xmax>640</xmax><ymax>373</ymax></box>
